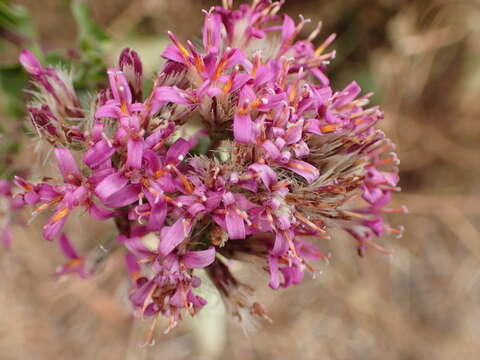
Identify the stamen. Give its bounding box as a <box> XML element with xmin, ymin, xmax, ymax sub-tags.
<box><xmin>382</xmin><ymin>205</ymin><xmax>409</xmax><ymax>214</ymax></box>
<box><xmin>320</xmin><ymin>124</ymin><xmax>339</xmax><ymax>133</ymax></box>
<box><xmin>32</xmin><ymin>195</ymin><xmax>63</xmax><ymax>217</ymax></box>
<box><xmin>271</xmin><ymin>180</ymin><xmax>291</xmax><ymax>190</ymax></box>
<box><xmin>167</xmin><ymin>31</ymin><xmax>191</xmax><ymax>63</ymax></box>
<box><xmin>315</xmin><ymin>33</ymin><xmax>336</xmax><ymax>56</ymax></box>
<box><xmin>283</xmin><ymin>230</ymin><xmax>299</xmax><ymax>258</ymax></box>
<box><xmin>288</xmin><ymin>161</ymin><xmax>315</xmax><ymax>173</ymax></box>
<box><xmin>307</xmin><ymin>21</ymin><xmax>322</xmax><ymax>42</ymax></box>
<box><xmin>295</xmin><ymin>212</ymin><xmax>326</xmax><ymax>233</ymax></box>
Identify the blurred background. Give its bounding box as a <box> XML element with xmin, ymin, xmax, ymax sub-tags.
<box><xmin>1</xmin><ymin>0</ymin><xmax>479</xmax><ymax>359</ymax></box>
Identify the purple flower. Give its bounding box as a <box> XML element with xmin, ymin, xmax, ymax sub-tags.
<box><xmin>20</xmin><ymin>50</ymin><xmax>83</xmax><ymax>118</ymax></box>
<box><xmin>55</xmin><ymin>234</ymin><xmax>91</xmax><ymax>278</ymax></box>
<box><xmin>118</xmin><ymin>48</ymin><xmax>143</xmax><ymax>102</ymax></box>
<box><xmin>14</xmin><ymin>0</ymin><xmax>404</xmax><ymax>337</ymax></box>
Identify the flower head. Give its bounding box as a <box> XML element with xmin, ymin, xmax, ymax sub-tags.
<box><xmin>15</xmin><ymin>0</ymin><xmax>404</xmax><ymax>338</ymax></box>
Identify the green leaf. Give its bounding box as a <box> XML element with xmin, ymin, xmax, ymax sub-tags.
<box><xmin>0</xmin><ymin>63</ymin><xmax>28</xmax><ymax>117</ymax></box>
<box><xmin>71</xmin><ymin>0</ymin><xmax>109</xmax><ymax>49</ymax></box>
<box><xmin>0</xmin><ymin>1</ymin><xmax>35</xmax><ymax>39</ymax></box>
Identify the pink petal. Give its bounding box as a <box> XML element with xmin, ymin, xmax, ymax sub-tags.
<box><xmin>147</xmin><ymin>201</ymin><xmax>167</xmax><ymax>231</ymax></box>
<box><xmin>284</xmin><ymin>120</ymin><xmax>303</xmax><ymax>144</ymax></box>
<box><xmin>129</xmin><ymin>279</ymin><xmax>155</xmax><ymax>307</ymax></box>
<box><xmin>107</xmin><ymin>69</ymin><xmax>132</xmax><ymax>106</ymax></box>
<box><xmin>161</xmin><ymin>44</ymin><xmax>186</xmax><ymax>64</ymax></box>
<box><xmin>54</xmin><ymin>148</ymin><xmax>81</xmax><ymax>183</ymax></box>
<box><xmin>126</xmin><ymin>138</ymin><xmax>144</xmax><ymax>169</ymax></box>
<box><xmin>25</xmin><ymin>191</ymin><xmax>40</xmax><ymax>205</ymax></box>
<box><xmin>183</xmin><ymin>247</ymin><xmax>216</xmax><ymax>269</ymax></box>
<box><xmin>159</xmin><ymin>218</ymin><xmax>191</xmax><ymax>255</ymax></box>
<box><xmin>104</xmin><ymin>184</ymin><xmax>141</xmax><ymax>208</ymax></box>
<box><xmin>118</xmin><ymin>48</ymin><xmax>143</xmax><ymax>101</ymax></box>
<box><xmin>58</xmin><ymin>234</ymin><xmax>79</xmax><ymax>259</ymax></box>
<box><xmin>262</xmin><ymin>139</ymin><xmax>281</xmax><ymax>160</ymax></box>
<box><xmin>154</xmin><ymin>86</ymin><xmax>194</xmax><ymax>105</ymax></box>
<box><xmin>285</xmin><ymin>160</ymin><xmax>319</xmax><ymax>184</ymax></box>
<box><xmin>268</xmin><ymin>256</ymin><xmax>280</xmax><ymax>289</ymax></box>
<box><xmin>144</xmin><ymin>124</ymin><xmax>174</xmax><ymax>149</ymax></box>
<box><xmin>281</xmin><ymin>265</ymin><xmax>304</xmax><ymax>287</ymax></box>
<box><xmin>88</xmin><ymin>202</ymin><xmax>116</xmax><ymax>220</ymax></box>
<box><xmin>333</xmin><ymin>81</ymin><xmax>361</xmax><ymax>108</ymax></box>
<box><xmin>84</xmin><ymin>139</ymin><xmax>116</xmax><ymax>168</ymax></box>
<box><xmin>249</xmin><ymin>163</ymin><xmax>277</xmax><ymax>189</ymax></box>
<box><xmin>165</xmin><ymin>138</ymin><xmax>191</xmax><ymax>165</ymax></box>
<box><xmin>125</xmin><ymin>253</ymin><xmax>141</xmax><ymax>279</ymax></box>
<box><xmin>43</xmin><ymin>212</ymin><xmax>69</xmax><ymax>241</ymax></box>
<box><xmin>95</xmin><ymin>172</ymin><xmax>129</xmax><ymax>200</ymax></box>
<box><xmin>19</xmin><ymin>50</ymin><xmax>42</xmax><ymax>75</ymax></box>
<box><xmin>281</xmin><ymin>15</ymin><xmax>296</xmax><ymax>45</ymax></box>
<box><xmin>225</xmin><ymin>208</ymin><xmax>245</xmax><ymax>239</ymax></box>
<box><xmin>233</xmin><ymin>112</ymin><xmax>253</xmax><ymax>144</ymax></box>
<box><xmin>95</xmin><ymin>103</ymin><xmax>120</xmax><ymax>119</ymax></box>
<box><xmin>124</xmin><ymin>236</ymin><xmax>150</xmax><ymax>256</ymax></box>
<box><xmin>272</xmin><ymin>231</ymin><xmax>289</xmax><ymax>256</ymax></box>
<box><xmin>203</xmin><ymin>13</ymin><xmax>222</xmax><ymax>54</ymax></box>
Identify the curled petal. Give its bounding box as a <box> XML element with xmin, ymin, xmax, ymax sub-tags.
<box><xmin>183</xmin><ymin>247</ymin><xmax>216</xmax><ymax>269</ymax></box>
<box><xmin>249</xmin><ymin>163</ymin><xmax>277</xmax><ymax>189</ymax></box>
<box><xmin>272</xmin><ymin>230</ymin><xmax>289</xmax><ymax>256</ymax></box>
<box><xmin>262</xmin><ymin>140</ymin><xmax>281</xmax><ymax>160</ymax></box>
<box><xmin>285</xmin><ymin>160</ymin><xmax>319</xmax><ymax>184</ymax></box>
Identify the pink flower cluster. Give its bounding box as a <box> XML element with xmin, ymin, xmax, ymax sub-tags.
<box><xmin>11</xmin><ymin>0</ymin><xmax>404</xmax><ymax>335</ymax></box>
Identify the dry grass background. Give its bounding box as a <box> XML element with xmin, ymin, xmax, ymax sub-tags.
<box><xmin>1</xmin><ymin>0</ymin><xmax>480</xmax><ymax>359</ymax></box>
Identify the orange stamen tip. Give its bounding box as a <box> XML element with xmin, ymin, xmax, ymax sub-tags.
<box><xmin>320</xmin><ymin>124</ymin><xmax>338</xmax><ymax>133</ymax></box>
<box><xmin>52</xmin><ymin>207</ymin><xmax>70</xmax><ymax>222</ymax></box>
<box><xmin>154</xmin><ymin>169</ymin><xmax>164</xmax><ymax>178</ymax></box>
<box><xmin>288</xmin><ymin>161</ymin><xmax>314</xmax><ymax>173</ymax></box>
